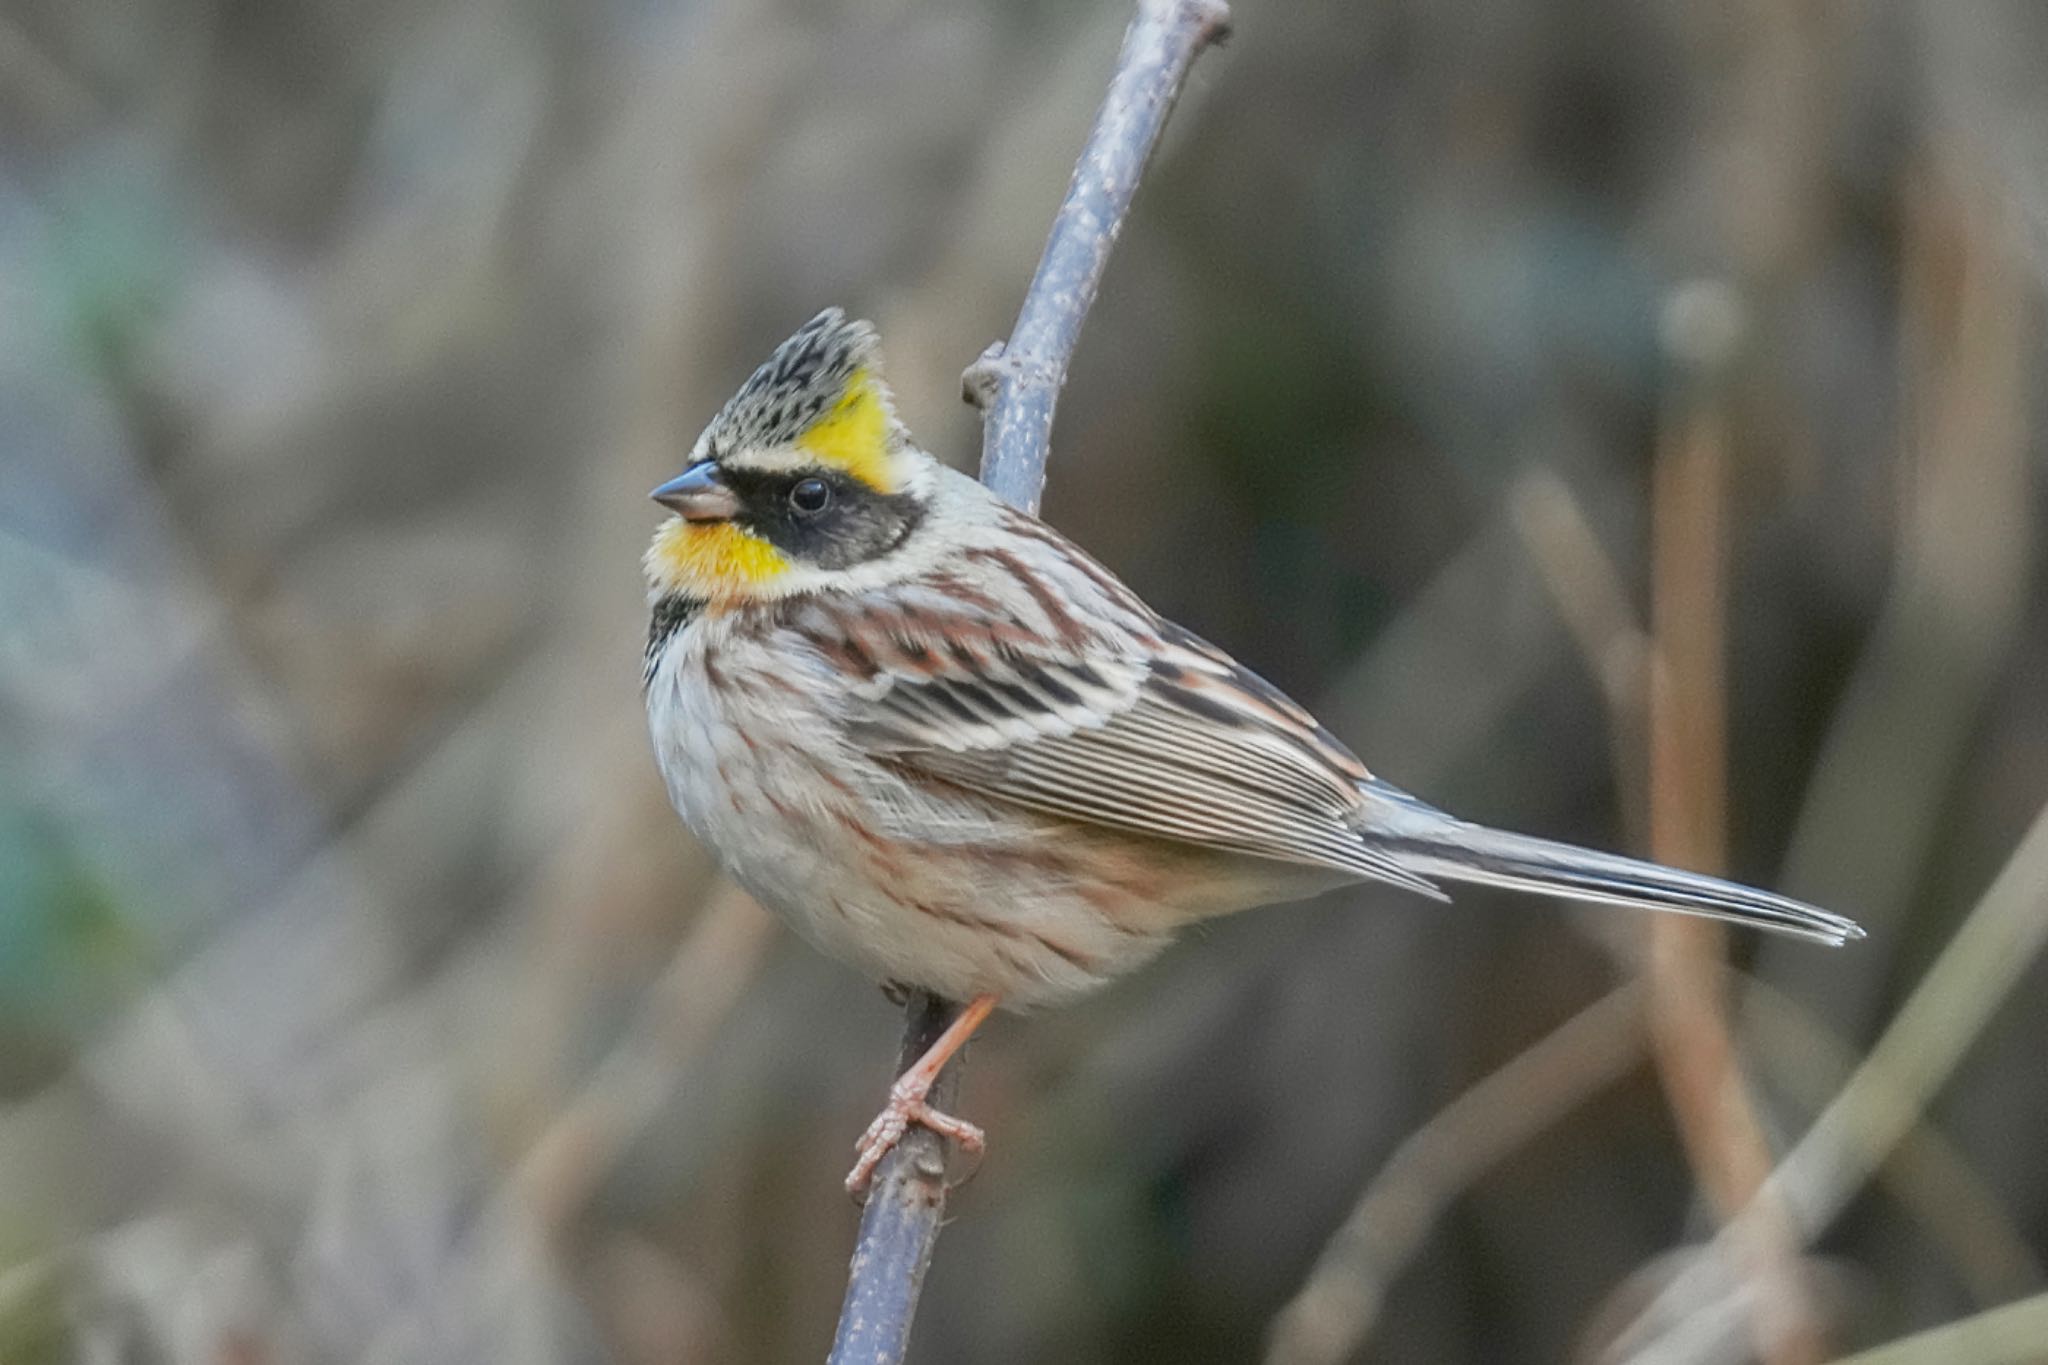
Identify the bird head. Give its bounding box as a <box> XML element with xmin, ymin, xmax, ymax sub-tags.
<box><xmin>645</xmin><ymin>309</ymin><xmax>935</xmax><ymax>603</ymax></box>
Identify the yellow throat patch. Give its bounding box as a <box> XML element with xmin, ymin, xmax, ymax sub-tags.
<box><xmin>644</xmin><ymin>518</ymin><xmax>790</xmax><ymax>600</ymax></box>
<box><xmin>796</xmin><ymin>367</ymin><xmax>899</xmax><ymax>493</ymax></box>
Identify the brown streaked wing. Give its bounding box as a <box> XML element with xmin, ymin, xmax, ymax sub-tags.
<box><xmin>802</xmin><ymin>559</ymin><xmax>1445</xmax><ymax>899</ymax></box>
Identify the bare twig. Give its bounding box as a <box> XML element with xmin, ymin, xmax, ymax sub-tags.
<box><xmin>513</xmin><ymin>882</ymin><xmax>776</xmax><ymax>1236</ymax></box>
<box><xmin>828</xmin><ymin>3</ymin><xmax>1230</xmax><ymax>1360</ymax></box>
<box><xmin>1609</xmin><ymin>799</ymin><xmax>2048</xmax><ymax>1364</ymax></box>
<box><xmin>355</xmin><ymin>884</ymin><xmax>775</xmax><ymax>1364</ymax></box>
<box><xmin>1513</xmin><ymin>314</ymin><xmax>1823</xmax><ymax>1364</ymax></box>
<box><xmin>1508</xmin><ymin>467</ymin><xmax>1653</xmax><ymax>834</ymax></box>
<box><xmin>1739</xmin><ymin>980</ymin><xmax>2044</xmax><ymax>1306</ymax></box>
<box><xmin>1772</xmin><ymin>168</ymin><xmax>2035</xmax><ymax>1022</ymax></box>
<box><xmin>1583</xmin><ymin>966</ymin><xmax>2045</xmax><ymax>1362</ymax></box>
<box><xmin>964</xmin><ymin>0</ymin><xmax>1233</xmax><ymax>515</ymax></box>
<box><xmin>1819</xmin><ymin>1290</ymin><xmax>2048</xmax><ymax>1365</ymax></box>
<box><xmin>1608</xmin><ymin>171</ymin><xmax>2043</xmax><ymax>1365</ymax></box>
<box><xmin>1645</xmin><ymin>295</ymin><xmax>1822</xmax><ymax>1365</ymax></box>
<box><xmin>1264</xmin><ymin>984</ymin><xmax>1648</xmax><ymax>1365</ymax></box>
<box><xmin>827</xmin><ymin>993</ymin><xmax>971</xmax><ymax>1365</ymax></box>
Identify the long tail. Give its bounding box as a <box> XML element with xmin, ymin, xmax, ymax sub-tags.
<box><xmin>1357</xmin><ymin>780</ymin><xmax>1863</xmax><ymax>946</ymax></box>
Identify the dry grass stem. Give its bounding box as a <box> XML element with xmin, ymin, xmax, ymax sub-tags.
<box><xmin>1612</xmin><ymin>799</ymin><xmax>2048</xmax><ymax>1363</ymax></box>
<box><xmin>1508</xmin><ymin>468</ymin><xmax>1653</xmax><ymax>830</ymax></box>
<box><xmin>1608</xmin><ymin>163</ymin><xmax>2043</xmax><ymax>1365</ymax></box>
<box><xmin>512</xmin><ymin>884</ymin><xmax>776</xmax><ymax>1237</ymax></box>
<box><xmin>1647</xmin><ymin>381</ymin><xmax>1822</xmax><ymax>1365</ymax></box>
<box><xmin>1740</xmin><ymin>981</ymin><xmax>2044</xmax><ymax>1306</ymax></box>
<box><xmin>1264</xmin><ymin>984</ymin><xmax>1648</xmax><ymax>1365</ymax></box>
<box><xmin>1778</xmin><ymin>172</ymin><xmax>2036</xmax><ymax>1003</ymax></box>
<box><xmin>1819</xmin><ymin>1290</ymin><xmax>2048</xmax><ymax>1365</ymax></box>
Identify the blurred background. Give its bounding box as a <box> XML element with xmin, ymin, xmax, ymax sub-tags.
<box><xmin>4</xmin><ymin>0</ymin><xmax>2047</xmax><ymax>1360</ymax></box>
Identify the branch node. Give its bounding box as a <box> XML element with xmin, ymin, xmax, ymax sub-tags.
<box><xmin>960</xmin><ymin>341</ymin><xmax>1008</xmax><ymax>410</ymax></box>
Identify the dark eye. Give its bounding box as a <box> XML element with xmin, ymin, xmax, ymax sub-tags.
<box><xmin>789</xmin><ymin>477</ymin><xmax>832</xmax><ymax>515</ymax></box>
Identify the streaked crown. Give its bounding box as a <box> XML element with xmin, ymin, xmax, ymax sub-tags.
<box><xmin>700</xmin><ymin>308</ymin><xmax>911</xmax><ymax>493</ymax></box>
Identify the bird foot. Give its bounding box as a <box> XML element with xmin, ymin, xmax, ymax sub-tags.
<box><xmin>844</xmin><ymin>1073</ymin><xmax>985</xmax><ymax>1198</ymax></box>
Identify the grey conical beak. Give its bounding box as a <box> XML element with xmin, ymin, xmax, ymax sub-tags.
<box><xmin>651</xmin><ymin>462</ymin><xmax>741</xmax><ymax>522</ymax></box>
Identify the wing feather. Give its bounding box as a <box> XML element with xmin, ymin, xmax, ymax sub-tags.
<box><xmin>782</xmin><ymin>548</ymin><xmax>1443</xmax><ymax>899</ymax></box>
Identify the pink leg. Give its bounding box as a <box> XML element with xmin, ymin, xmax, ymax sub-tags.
<box><xmin>845</xmin><ymin>994</ymin><xmax>999</xmax><ymax>1196</ymax></box>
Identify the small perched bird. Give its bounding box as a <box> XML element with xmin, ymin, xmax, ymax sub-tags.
<box><xmin>642</xmin><ymin>309</ymin><xmax>1861</xmax><ymax>1193</ymax></box>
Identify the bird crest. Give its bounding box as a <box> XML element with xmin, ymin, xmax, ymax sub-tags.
<box><xmin>703</xmin><ymin>308</ymin><xmax>909</xmax><ymax>494</ymax></box>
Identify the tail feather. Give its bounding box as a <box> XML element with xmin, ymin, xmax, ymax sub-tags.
<box><xmin>1358</xmin><ymin>780</ymin><xmax>1863</xmax><ymax>947</ymax></box>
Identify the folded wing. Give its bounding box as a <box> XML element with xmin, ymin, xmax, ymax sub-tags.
<box><xmin>779</xmin><ymin>550</ymin><xmax>1443</xmax><ymax>898</ymax></box>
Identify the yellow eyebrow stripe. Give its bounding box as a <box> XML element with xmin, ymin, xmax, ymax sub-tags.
<box><xmin>795</xmin><ymin>367</ymin><xmax>897</xmax><ymax>492</ymax></box>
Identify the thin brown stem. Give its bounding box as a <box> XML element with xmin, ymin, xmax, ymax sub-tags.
<box><xmin>1647</xmin><ymin>379</ymin><xmax>1822</xmax><ymax>1365</ymax></box>
<box><xmin>1508</xmin><ymin>467</ymin><xmax>1654</xmax><ymax>846</ymax></box>
<box><xmin>513</xmin><ymin>884</ymin><xmax>775</xmax><ymax>1237</ymax></box>
<box><xmin>1263</xmin><ymin>985</ymin><xmax>1649</xmax><ymax>1365</ymax></box>
<box><xmin>1739</xmin><ymin>979</ymin><xmax>2044</xmax><ymax>1307</ymax></box>
<box><xmin>1610</xmin><ymin>169</ymin><xmax>2041</xmax><ymax>1365</ymax></box>
<box><xmin>1609</xmin><ymin>800</ymin><xmax>2048</xmax><ymax>1363</ymax></box>
<box><xmin>1818</xmin><ymin>1289</ymin><xmax>2048</xmax><ymax>1365</ymax></box>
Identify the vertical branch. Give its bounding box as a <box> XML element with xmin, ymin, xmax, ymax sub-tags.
<box><xmin>1645</xmin><ymin>285</ymin><xmax>1822</xmax><ymax>1365</ymax></box>
<box><xmin>1610</xmin><ymin>800</ymin><xmax>2048</xmax><ymax>1365</ymax></box>
<box><xmin>1610</xmin><ymin>190</ymin><xmax>2040</xmax><ymax>1360</ymax></box>
<box><xmin>829</xmin><ymin>3</ymin><xmax>1230</xmax><ymax>1361</ymax></box>
<box><xmin>828</xmin><ymin>993</ymin><xmax>973</xmax><ymax>1365</ymax></box>
<box><xmin>1646</xmin><ymin>282</ymin><xmax>1826</xmax><ymax>1358</ymax></box>
<box><xmin>965</xmin><ymin>0</ymin><xmax>1233</xmax><ymax>515</ymax></box>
